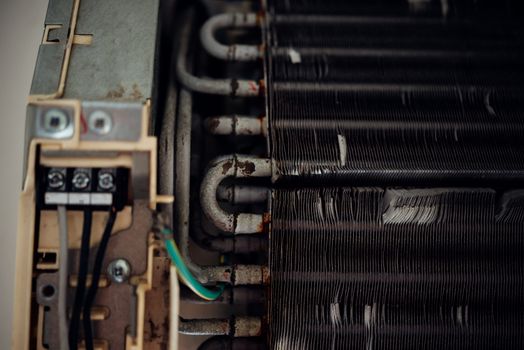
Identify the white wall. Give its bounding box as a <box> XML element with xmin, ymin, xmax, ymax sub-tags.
<box><xmin>0</xmin><ymin>0</ymin><xmax>48</xmax><ymax>348</ymax></box>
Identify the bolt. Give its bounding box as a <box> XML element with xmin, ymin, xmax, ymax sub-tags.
<box><xmin>107</xmin><ymin>259</ymin><xmax>131</xmax><ymax>283</ymax></box>
<box><xmin>98</xmin><ymin>171</ymin><xmax>115</xmax><ymax>191</ymax></box>
<box><xmin>72</xmin><ymin>171</ymin><xmax>90</xmax><ymax>190</ymax></box>
<box><xmin>43</xmin><ymin>109</ymin><xmax>69</xmax><ymax>133</ymax></box>
<box><xmin>88</xmin><ymin>110</ymin><xmax>113</xmax><ymax>135</ymax></box>
<box><xmin>47</xmin><ymin>170</ymin><xmax>65</xmax><ymax>189</ymax></box>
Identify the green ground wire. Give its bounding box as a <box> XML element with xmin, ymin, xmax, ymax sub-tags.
<box><xmin>161</xmin><ymin>228</ymin><xmax>225</xmax><ymax>301</ymax></box>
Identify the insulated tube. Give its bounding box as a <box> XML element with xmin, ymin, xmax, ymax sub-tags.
<box><xmin>179</xmin><ymin>317</ymin><xmax>262</xmax><ymax>337</ymax></box>
<box><xmin>163</xmin><ymin>89</ymin><xmax>268</xmax><ymax>285</ymax></box>
<box><xmin>176</xmin><ymin>89</ymin><xmax>204</xmax><ymax>276</ymax></box>
<box><xmin>200</xmin><ymin>13</ymin><xmax>263</xmax><ymax>61</ymax></box>
<box><xmin>191</xmin><ymin>203</ymin><xmax>268</xmax><ymax>254</ymax></box>
<box><xmin>200</xmin><ymin>155</ymin><xmax>271</xmax><ymax>234</ymax></box>
<box><xmin>177</xmin><ymin>11</ymin><xmax>263</xmax><ymax>97</ymax></box>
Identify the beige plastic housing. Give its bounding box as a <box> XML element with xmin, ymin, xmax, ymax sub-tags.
<box><xmin>12</xmin><ymin>98</ymin><xmax>176</xmax><ymax>350</ymax></box>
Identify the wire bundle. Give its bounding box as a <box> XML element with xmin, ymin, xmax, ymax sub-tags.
<box><xmin>69</xmin><ymin>209</ymin><xmax>93</xmax><ymax>350</ymax></box>
<box><xmin>159</xmin><ymin>226</ymin><xmax>225</xmax><ymax>301</ymax></box>
<box><xmin>68</xmin><ymin>208</ymin><xmax>117</xmax><ymax>350</ymax></box>
<box><xmin>269</xmin><ymin>187</ymin><xmax>524</xmax><ymax>349</ymax></box>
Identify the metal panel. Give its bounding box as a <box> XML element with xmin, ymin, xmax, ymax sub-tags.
<box><xmin>29</xmin><ymin>0</ymin><xmax>159</xmax><ymax>101</ymax></box>
<box><xmin>64</xmin><ymin>0</ymin><xmax>159</xmax><ymax>101</ymax></box>
<box><xmin>29</xmin><ymin>0</ymin><xmax>73</xmax><ymax>95</ymax></box>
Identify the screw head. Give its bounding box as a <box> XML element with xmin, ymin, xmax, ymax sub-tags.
<box><xmin>98</xmin><ymin>171</ymin><xmax>115</xmax><ymax>191</ymax></box>
<box><xmin>72</xmin><ymin>171</ymin><xmax>90</xmax><ymax>190</ymax></box>
<box><xmin>47</xmin><ymin>170</ymin><xmax>65</xmax><ymax>189</ymax></box>
<box><xmin>39</xmin><ymin>284</ymin><xmax>56</xmax><ymax>301</ymax></box>
<box><xmin>88</xmin><ymin>110</ymin><xmax>113</xmax><ymax>135</ymax></box>
<box><xmin>107</xmin><ymin>259</ymin><xmax>131</xmax><ymax>283</ymax></box>
<box><xmin>43</xmin><ymin>109</ymin><xmax>69</xmax><ymax>133</ymax></box>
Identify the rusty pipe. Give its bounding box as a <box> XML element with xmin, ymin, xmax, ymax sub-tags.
<box><xmin>200</xmin><ymin>13</ymin><xmax>263</xmax><ymax>62</ymax></box>
<box><xmin>175</xmin><ymin>88</ymin><xmax>207</xmax><ymax>277</ymax></box>
<box><xmin>191</xmin><ymin>202</ymin><xmax>268</xmax><ymax>254</ymax></box>
<box><xmin>201</xmin><ymin>265</ymin><xmax>269</xmax><ymax>286</ymax></box>
<box><xmin>205</xmin><ymin>115</ymin><xmax>268</xmax><ymax>137</ymax></box>
<box><xmin>200</xmin><ymin>155</ymin><xmax>271</xmax><ymax>234</ymax></box>
<box><xmin>175</xmin><ymin>89</ymin><xmax>268</xmax><ymax>285</ymax></box>
<box><xmin>177</xmin><ymin>11</ymin><xmax>263</xmax><ymax>97</ymax></box>
<box><xmin>201</xmin><ymin>236</ymin><xmax>268</xmax><ymax>254</ymax></box>
<box><xmin>192</xmin><ymin>208</ymin><xmax>268</xmax><ymax>254</ymax></box>
<box><xmin>179</xmin><ymin>317</ymin><xmax>262</xmax><ymax>337</ymax></box>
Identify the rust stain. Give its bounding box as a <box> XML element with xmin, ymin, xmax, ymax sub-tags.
<box><xmin>258</xmin><ymin>79</ymin><xmax>266</xmax><ymax>96</ymax></box>
<box><xmin>106</xmin><ymin>84</ymin><xmax>125</xmax><ymax>99</ymax></box>
<box><xmin>220</xmin><ymin>320</ymin><xmax>231</xmax><ymax>335</ymax></box>
<box><xmin>222</xmin><ymin>160</ymin><xmax>233</xmax><ymax>175</ymax></box>
<box><xmin>258</xmin><ymin>43</ymin><xmax>266</xmax><ymax>57</ymax></box>
<box><xmin>238</xmin><ymin>160</ymin><xmax>256</xmax><ymax>176</ymax></box>
<box><xmin>105</xmin><ymin>83</ymin><xmax>143</xmax><ymax>100</ymax></box>
<box><xmin>257</xmin><ymin>212</ymin><xmax>271</xmax><ymax>233</ymax></box>
<box><xmin>144</xmin><ymin>256</ymin><xmax>170</xmax><ymax>348</ymax></box>
<box><xmin>262</xmin><ymin>265</ymin><xmax>271</xmax><ymax>285</ymax></box>
<box><xmin>256</xmin><ymin>10</ymin><xmax>266</xmax><ymax>23</ymax></box>
<box><xmin>131</xmin><ymin>83</ymin><xmax>143</xmax><ymax>100</ymax></box>
<box><xmin>248</xmin><ymin>81</ymin><xmax>259</xmax><ymax>94</ymax></box>
<box><xmin>258</xmin><ymin>114</ymin><xmax>266</xmax><ymax>134</ymax></box>
<box><xmin>254</xmin><ymin>320</ymin><xmax>264</xmax><ymax>337</ymax></box>
<box><xmin>206</xmin><ymin>118</ymin><xmax>220</xmax><ymax>133</ymax></box>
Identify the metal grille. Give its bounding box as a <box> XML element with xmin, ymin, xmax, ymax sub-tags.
<box><xmin>266</xmin><ymin>1</ymin><xmax>524</xmax><ymax>349</ymax></box>
<box><xmin>270</xmin><ymin>188</ymin><xmax>524</xmax><ymax>349</ymax></box>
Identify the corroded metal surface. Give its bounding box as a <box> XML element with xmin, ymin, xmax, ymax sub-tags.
<box><xmin>200</xmin><ymin>155</ymin><xmax>271</xmax><ymax>234</ymax></box>
<box><xmin>143</xmin><ymin>256</ymin><xmax>171</xmax><ymax>349</ymax></box>
<box><xmin>179</xmin><ymin>316</ymin><xmax>262</xmax><ymax>337</ymax></box>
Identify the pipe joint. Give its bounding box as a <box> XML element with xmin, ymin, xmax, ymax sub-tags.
<box><xmin>177</xmin><ymin>14</ymin><xmax>263</xmax><ymax>96</ymax></box>
<box><xmin>201</xmin><ymin>155</ymin><xmax>271</xmax><ymax>234</ymax></box>
<box><xmin>200</xmin><ymin>13</ymin><xmax>263</xmax><ymax>62</ymax></box>
<box><xmin>205</xmin><ymin>115</ymin><xmax>268</xmax><ymax>137</ymax></box>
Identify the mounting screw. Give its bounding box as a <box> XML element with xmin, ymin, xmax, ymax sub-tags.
<box><xmin>107</xmin><ymin>259</ymin><xmax>131</xmax><ymax>283</ymax></box>
<box><xmin>72</xmin><ymin>171</ymin><xmax>90</xmax><ymax>190</ymax></box>
<box><xmin>47</xmin><ymin>170</ymin><xmax>65</xmax><ymax>189</ymax></box>
<box><xmin>88</xmin><ymin>110</ymin><xmax>113</xmax><ymax>135</ymax></box>
<box><xmin>98</xmin><ymin>171</ymin><xmax>115</xmax><ymax>191</ymax></box>
<box><xmin>43</xmin><ymin>109</ymin><xmax>69</xmax><ymax>133</ymax></box>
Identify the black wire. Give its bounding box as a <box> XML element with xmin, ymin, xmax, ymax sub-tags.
<box><xmin>69</xmin><ymin>208</ymin><xmax>93</xmax><ymax>350</ymax></box>
<box><xmin>82</xmin><ymin>207</ymin><xmax>117</xmax><ymax>350</ymax></box>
